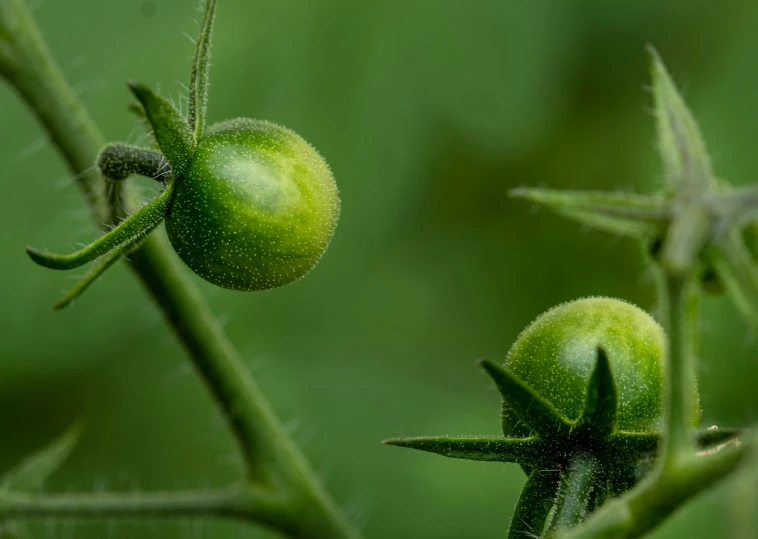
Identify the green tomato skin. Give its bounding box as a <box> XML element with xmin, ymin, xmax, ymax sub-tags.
<box><xmin>505</xmin><ymin>297</ymin><xmax>699</xmax><ymax>434</ymax></box>
<box><xmin>165</xmin><ymin>119</ymin><xmax>339</xmax><ymax>291</ymax></box>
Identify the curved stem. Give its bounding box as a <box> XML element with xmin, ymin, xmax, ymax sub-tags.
<box><xmin>98</xmin><ymin>143</ymin><xmax>169</xmax><ymax>182</ymax></box>
<box><xmin>26</xmin><ymin>182</ymin><xmax>173</xmax><ymax>270</ymax></box>
<box><xmin>0</xmin><ymin>1</ymin><xmax>361</xmax><ymax>538</ymax></box>
<box><xmin>546</xmin><ymin>455</ymin><xmax>599</xmax><ymax>534</ymax></box>
<box><xmin>508</xmin><ymin>470</ymin><xmax>560</xmax><ymax>539</ymax></box>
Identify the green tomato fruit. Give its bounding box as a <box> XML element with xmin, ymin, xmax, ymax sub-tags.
<box><xmin>165</xmin><ymin>118</ymin><xmax>339</xmax><ymax>291</ymax></box>
<box><xmin>504</xmin><ymin>297</ymin><xmax>699</xmax><ymax>434</ymax></box>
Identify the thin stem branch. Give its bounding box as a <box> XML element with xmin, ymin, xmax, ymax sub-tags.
<box><xmin>0</xmin><ymin>1</ymin><xmax>361</xmax><ymax>538</ymax></box>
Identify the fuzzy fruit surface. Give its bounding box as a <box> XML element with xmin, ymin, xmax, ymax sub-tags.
<box><xmin>505</xmin><ymin>297</ymin><xmax>699</xmax><ymax>433</ymax></box>
<box><xmin>165</xmin><ymin>119</ymin><xmax>339</xmax><ymax>291</ymax></box>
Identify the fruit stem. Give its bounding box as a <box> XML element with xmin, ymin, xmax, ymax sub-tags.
<box><xmin>545</xmin><ymin>454</ymin><xmax>599</xmax><ymax>534</ymax></box>
<box><xmin>508</xmin><ymin>470</ymin><xmax>560</xmax><ymax>539</ymax></box>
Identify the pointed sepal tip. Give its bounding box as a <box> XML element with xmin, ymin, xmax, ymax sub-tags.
<box><xmin>127</xmin><ymin>80</ymin><xmax>196</xmax><ymax>177</ymax></box>
<box><xmin>479</xmin><ymin>359</ymin><xmax>572</xmax><ymax>439</ymax></box>
<box><xmin>576</xmin><ymin>347</ymin><xmax>618</xmax><ymax>439</ymax></box>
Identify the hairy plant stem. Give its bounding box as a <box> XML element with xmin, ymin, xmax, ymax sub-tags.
<box><xmin>0</xmin><ymin>0</ymin><xmax>361</xmax><ymax>537</ymax></box>
<box><xmin>660</xmin><ymin>273</ymin><xmax>697</xmax><ymax>468</ymax></box>
<box><xmin>508</xmin><ymin>470</ymin><xmax>559</xmax><ymax>539</ymax></box>
<box><xmin>0</xmin><ymin>0</ymin><xmax>104</xmax><ymax>218</ymax></box>
<box><xmin>0</xmin><ymin>485</ymin><xmax>276</xmax><ymax>521</ymax></box>
<box><xmin>547</xmin><ymin>455</ymin><xmax>599</xmax><ymax>533</ymax></box>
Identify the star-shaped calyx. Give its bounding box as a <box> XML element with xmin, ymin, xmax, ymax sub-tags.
<box><xmin>510</xmin><ymin>47</ymin><xmax>758</xmax><ymax>331</ymax></box>
<box><xmin>384</xmin><ymin>349</ymin><xmax>739</xmax><ymax>538</ymax></box>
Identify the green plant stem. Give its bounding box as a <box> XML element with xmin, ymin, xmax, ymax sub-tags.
<box><xmin>508</xmin><ymin>470</ymin><xmax>559</xmax><ymax>539</ymax></box>
<box><xmin>0</xmin><ymin>485</ymin><xmax>278</xmax><ymax>522</ymax></box>
<box><xmin>130</xmin><ymin>239</ymin><xmax>361</xmax><ymax>538</ymax></box>
<box><xmin>0</xmin><ymin>1</ymin><xmax>361</xmax><ymax>537</ymax></box>
<box><xmin>0</xmin><ymin>0</ymin><xmax>104</xmax><ymax>218</ymax></box>
<box><xmin>547</xmin><ymin>455</ymin><xmax>599</xmax><ymax>534</ymax></box>
<box><xmin>557</xmin><ymin>442</ymin><xmax>746</xmax><ymax>539</ymax></box>
<box><xmin>26</xmin><ymin>181</ymin><xmax>174</xmax><ymax>270</ymax></box>
<box><xmin>660</xmin><ymin>273</ymin><xmax>697</xmax><ymax>467</ymax></box>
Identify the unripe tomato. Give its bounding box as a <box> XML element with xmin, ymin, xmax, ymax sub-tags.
<box><xmin>165</xmin><ymin>118</ymin><xmax>339</xmax><ymax>291</ymax></box>
<box><xmin>505</xmin><ymin>297</ymin><xmax>699</xmax><ymax>433</ymax></box>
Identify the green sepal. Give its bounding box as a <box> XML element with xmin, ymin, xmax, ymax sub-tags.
<box><xmin>188</xmin><ymin>0</ymin><xmax>217</xmax><ymax>137</ymax></box>
<box><xmin>382</xmin><ymin>435</ymin><xmax>542</xmax><ymax>465</ymax></box>
<box><xmin>500</xmin><ymin>372</ymin><xmax>535</xmax><ymax>475</ymax></box>
<box><xmin>0</xmin><ymin>421</ymin><xmax>83</xmax><ymax>492</ymax></box>
<box><xmin>501</xmin><ymin>400</ymin><xmax>533</xmax><ymax>437</ymax></box>
<box><xmin>708</xmin><ymin>234</ymin><xmax>758</xmax><ymax>334</ymax></box>
<box><xmin>604</xmin><ymin>427</ymin><xmax>743</xmax><ymax>457</ymax></box>
<box><xmin>719</xmin><ymin>185</ymin><xmax>758</xmax><ymax>232</ymax></box>
<box><xmin>53</xmin><ymin>236</ymin><xmax>145</xmax><ymax>310</ymax></box>
<box><xmin>647</xmin><ymin>45</ymin><xmax>713</xmax><ymax>189</ymax></box>
<box><xmin>576</xmin><ymin>348</ymin><xmax>618</xmax><ymax>439</ymax></box>
<box><xmin>479</xmin><ymin>359</ymin><xmax>572</xmax><ymax>439</ymax></box>
<box><xmin>128</xmin><ymin>81</ymin><xmax>196</xmax><ymax>177</ymax></box>
<box><xmin>127</xmin><ymin>102</ymin><xmax>147</xmax><ymax>120</ymax></box>
<box><xmin>26</xmin><ymin>182</ymin><xmax>173</xmax><ymax>270</ymax></box>
<box><xmin>606</xmin><ymin>432</ymin><xmax>658</xmax><ymax>455</ymax></box>
<box><xmin>508</xmin><ymin>470</ymin><xmax>560</xmax><ymax>539</ymax></box>
<box><xmin>509</xmin><ymin>187</ymin><xmax>669</xmax><ymax>238</ymax></box>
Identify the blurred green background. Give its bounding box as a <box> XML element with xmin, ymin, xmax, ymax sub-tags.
<box><xmin>1</xmin><ymin>0</ymin><xmax>758</xmax><ymax>537</ymax></box>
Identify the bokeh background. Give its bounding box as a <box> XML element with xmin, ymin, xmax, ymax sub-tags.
<box><xmin>2</xmin><ymin>0</ymin><xmax>758</xmax><ymax>537</ymax></box>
